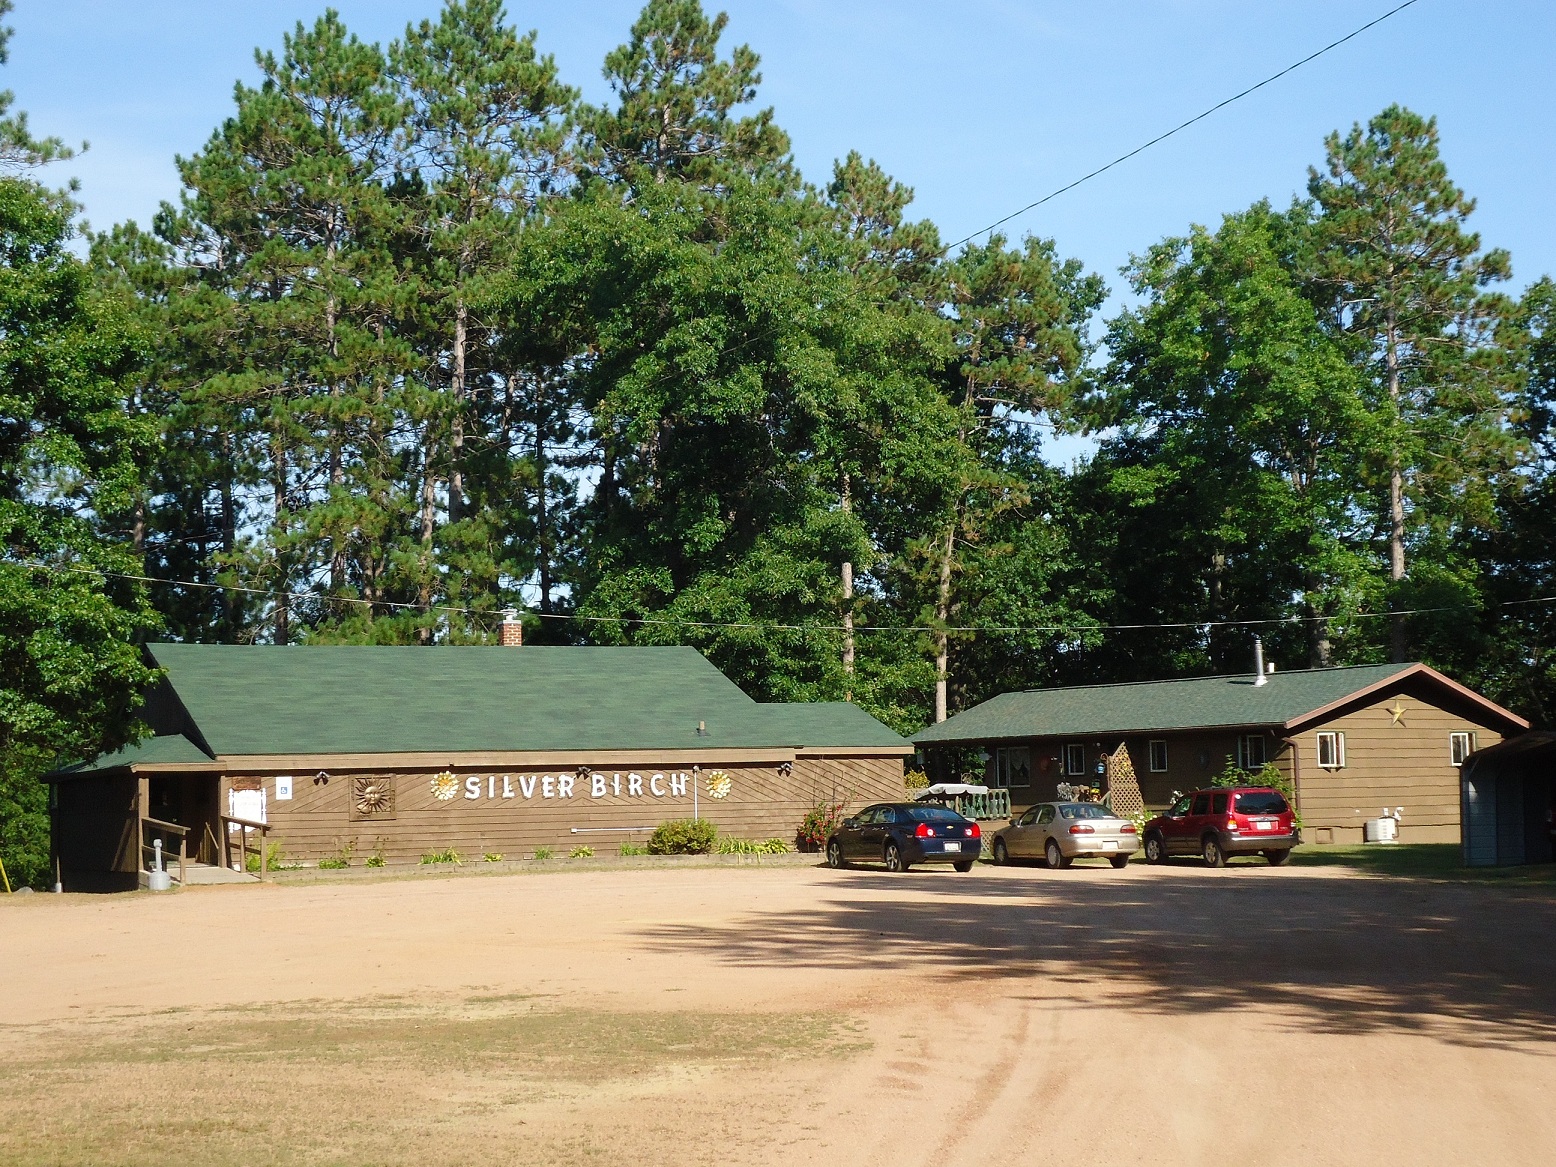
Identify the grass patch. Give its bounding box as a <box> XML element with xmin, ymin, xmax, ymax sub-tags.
<box><xmin>1290</xmin><ymin>843</ymin><xmax>1556</xmax><ymax>884</ymax></box>
<box><xmin>0</xmin><ymin>1001</ymin><xmax>865</xmax><ymax>1167</ymax></box>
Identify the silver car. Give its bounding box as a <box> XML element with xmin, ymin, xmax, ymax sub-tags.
<box><xmin>990</xmin><ymin>802</ymin><xmax>1140</xmax><ymax>869</ymax></box>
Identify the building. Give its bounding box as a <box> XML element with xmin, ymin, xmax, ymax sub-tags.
<box><xmin>1460</xmin><ymin>732</ymin><xmax>1556</xmax><ymax>866</ymax></box>
<box><xmin>913</xmin><ymin>662</ymin><xmax>1528</xmax><ymax>844</ymax></box>
<box><xmin>46</xmin><ymin>642</ymin><xmax>911</xmax><ymax>891</ymax></box>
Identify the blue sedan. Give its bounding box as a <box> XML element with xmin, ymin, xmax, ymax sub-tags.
<box><xmin>825</xmin><ymin>802</ymin><xmax>983</xmax><ymax>872</ymax></box>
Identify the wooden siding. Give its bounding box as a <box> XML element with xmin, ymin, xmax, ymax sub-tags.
<box><xmin>222</xmin><ymin>752</ymin><xmax>907</xmax><ymax>865</ymax></box>
<box><xmin>1295</xmin><ymin>692</ymin><xmax>1502</xmax><ymax>844</ymax></box>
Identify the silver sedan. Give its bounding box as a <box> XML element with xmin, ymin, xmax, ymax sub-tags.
<box><xmin>990</xmin><ymin>802</ymin><xmax>1140</xmax><ymax>869</ymax></box>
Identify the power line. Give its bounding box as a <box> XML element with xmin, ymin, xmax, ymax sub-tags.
<box><xmin>944</xmin><ymin>0</ymin><xmax>1425</xmax><ymax>252</ymax></box>
<box><xmin>14</xmin><ymin>558</ymin><xmax>1552</xmax><ymax>638</ymax></box>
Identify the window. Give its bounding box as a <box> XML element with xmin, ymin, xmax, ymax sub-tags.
<box><xmin>1059</xmin><ymin>804</ymin><xmax>1111</xmax><ymax>820</ymax></box>
<box><xmin>1210</xmin><ymin>792</ymin><xmax>1229</xmax><ymax>816</ymax></box>
<box><xmin>1148</xmin><ymin>739</ymin><xmax>1168</xmax><ymax>773</ymax></box>
<box><xmin>1168</xmin><ymin>794</ymin><xmax>1192</xmax><ymax>817</ymax></box>
<box><xmin>994</xmin><ymin>746</ymin><xmax>1031</xmax><ymax>788</ymax></box>
<box><xmin>1450</xmin><ymin>732</ymin><xmax>1476</xmax><ymax>767</ymax></box>
<box><xmin>1315</xmin><ymin>731</ymin><xmax>1346</xmax><ymax>770</ymax></box>
<box><xmin>1036</xmin><ymin>805</ymin><xmax>1056</xmax><ymax>826</ymax></box>
<box><xmin>1236</xmin><ymin>791</ymin><xmax>1289</xmax><ymax>815</ymax></box>
<box><xmin>1064</xmin><ymin>743</ymin><xmax>1085</xmax><ymax>776</ymax></box>
<box><xmin>1190</xmin><ymin>793</ymin><xmax>1211</xmax><ymax>816</ymax></box>
<box><xmin>1238</xmin><ymin>734</ymin><xmax>1267</xmax><ymax>770</ymax></box>
<box><xmin>1017</xmin><ymin>806</ymin><xmax>1041</xmax><ymax>827</ymax></box>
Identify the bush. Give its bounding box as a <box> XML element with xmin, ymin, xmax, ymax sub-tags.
<box><xmin>715</xmin><ymin>836</ymin><xmax>789</xmax><ymax>855</ymax></box>
<box><xmin>1211</xmin><ymin>758</ymin><xmax>1303</xmax><ymax>828</ymax></box>
<box><xmin>420</xmin><ymin>847</ymin><xmax>462</xmax><ymax>865</ymax></box>
<box><xmin>619</xmin><ymin>840</ymin><xmax>648</xmax><ymax>856</ymax></box>
<box><xmin>903</xmin><ymin>768</ymin><xmax>930</xmax><ymax>792</ymax></box>
<box><xmin>532</xmin><ymin>846</ymin><xmax>554</xmax><ymax>860</ymax></box>
<box><xmin>316</xmin><ymin>839</ymin><xmax>355</xmax><ymax>869</ymax></box>
<box><xmin>482</xmin><ymin>852</ymin><xmax>504</xmax><ymax>863</ymax></box>
<box><xmin>796</xmin><ymin>802</ymin><xmax>846</xmax><ymax>852</ymax></box>
<box><xmin>647</xmin><ymin>818</ymin><xmax>718</xmax><ymax>855</ymax></box>
<box><xmin>569</xmin><ymin>845</ymin><xmax>594</xmax><ymax>859</ymax></box>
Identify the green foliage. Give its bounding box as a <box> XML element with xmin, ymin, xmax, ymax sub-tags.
<box><xmin>364</xmin><ymin>852</ymin><xmax>386</xmax><ymax>868</ymax></box>
<box><xmin>531</xmin><ymin>846</ymin><xmax>553</xmax><ymax>860</ymax></box>
<box><xmin>618</xmin><ymin>840</ymin><xmax>649</xmax><ymax>856</ymax></box>
<box><xmin>714</xmin><ymin>836</ymin><xmax>787</xmax><ymax>855</ymax></box>
<box><xmin>568</xmin><ymin>845</ymin><xmax>594</xmax><ymax>859</ymax></box>
<box><xmin>903</xmin><ymin>768</ymin><xmax>929</xmax><ymax>792</ymax></box>
<box><xmin>482</xmin><ymin>852</ymin><xmax>504</xmax><ymax>862</ymax></box>
<box><xmin>0</xmin><ymin>747</ymin><xmax>50</xmax><ymax>888</ymax></box>
<box><xmin>246</xmin><ymin>842</ymin><xmax>291</xmax><ymax>872</ymax></box>
<box><xmin>315</xmin><ymin>839</ymin><xmax>355</xmax><ymax>869</ymax></box>
<box><xmin>796</xmin><ymin>802</ymin><xmax>845</xmax><ymax>852</ymax></box>
<box><xmin>1210</xmin><ymin>757</ymin><xmax>1302</xmax><ymax>828</ymax></box>
<box><xmin>646</xmin><ymin>818</ymin><xmax>717</xmax><ymax>855</ymax></box>
<box><xmin>420</xmin><ymin>847</ymin><xmax>463</xmax><ymax>865</ymax></box>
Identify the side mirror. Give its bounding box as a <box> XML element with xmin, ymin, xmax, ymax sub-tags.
<box><xmin>1009</xmin><ymin>816</ymin><xmax>1017</xmax><ymax>825</ymax></box>
<box><xmin>843</xmin><ymin>817</ymin><xmax>858</xmax><ymax>830</ymax></box>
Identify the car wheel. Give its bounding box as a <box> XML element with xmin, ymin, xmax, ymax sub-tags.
<box><xmin>993</xmin><ymin>839</ymin><xmax>1009</xmax><ymax>865</ymax></box>
<box><xmin>1264</xmin><ymin>848</ymin><xmax>1291</xmax><ymax>867</ymax></box>
<box><xmin>1144</xmin><ymin>832</ymin><xmax>1168</xmax><ymax>865</ymax></box>
<box><xmin>826</xmin><ymin>840</ymin><xmax>845</xmax><ymax>869</ymax></box>
<box><xmin>953</xmin><ymin>860</ymin><xmax>973</xmax><ymax>873</ymax></box>
<box><xmin>1109</xmin><ymin>854</ymin><xmax>1129</xmax><ymax>869</ymax></box>
<box><xmin>1044</xmin><ymin>839</ymin><xmax>1066</xmax><ymax>870</ymax></box>
<box><xmin>884</xmin><ymin>841</ymin><xmax>909</xmax><ymax>872</ymax></box>
<box><xmin>1202</xmin><ymin>836</ymin><xmax>1226</xmax><ymax>868</ymax></box>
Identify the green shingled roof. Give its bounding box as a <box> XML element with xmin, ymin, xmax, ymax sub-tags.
<box><xmin>139</xmin><ymin>643</ymin><xmax>906</xmax><ymax>757</ymax></box>
<box><xmin>913</xmin><ymin>663</ymin><xmax>1418</xmax><ymax>745</ymax></box>
<box><xmin>51</xmin><ymin>733</ymin><xmax>214</xmax><ymax>776</ymax></box>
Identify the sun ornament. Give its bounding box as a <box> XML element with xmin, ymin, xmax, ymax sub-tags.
<box><xmin>430</xmin><ymin>771</ymin><xmax>459</xmax><ymax>801</ymax></box>
<box><xmin>353</xmin><ymin>776</ymin><xmax>394</xmax><ymax>816</ymax></box>
<box><xmin>705</xmin><ymin>770</ymin><xmax>732</xmax><ymax>800</ymax></box>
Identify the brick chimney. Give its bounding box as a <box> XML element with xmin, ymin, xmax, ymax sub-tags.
<box><xmin>499</xmin><ymin>609</ymin><xmax>523</xmax><ymax>647</ymax></box>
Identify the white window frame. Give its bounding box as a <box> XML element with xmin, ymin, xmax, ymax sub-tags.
<box><xmin>1238</xmin><ymin>734</ymin><xmax>1267</xmax><ymax>770</ymax></box>
<box><xmin>1315</xmin><ymin>730</ymin><xmax>1345</xmax><ymax>770</ymax></box>
<box><xmin>1064</xmin><ymin>743</ymin><xmax>1085</xmax><ymax>776</ymax></box>
<box><xmin>1450</xmin><ymin>731</ymin><xmax>1475</xmax><ymax>767</ymax></box>
<box><xmin>1148</xmin><ymin>739</ymin><xmax>1168</xmax><ymax>773</ymax></box>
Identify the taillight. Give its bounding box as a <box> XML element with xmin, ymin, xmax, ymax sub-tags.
<box><xmin>966</xmin><ymin>823</ymin><xmax>981</xmax><ymax>839</ymax></box>
<box><xmin>1226</xmin><ymin>817</ymin><xmax>1239</xmax><ymax>831</ymax></box>
<box><xmin>915</xmin><ymin>822</ymin><xmax>934</xmax><ymax>838</ymax></box>
<box><xmin>1069</xmin><ymin>824</ymin><xmax>1095</xmax><ymax>835</ymax></box>
<box><xmin>1120</xmin><ymin>823</ymin><xmax>1138</xmax><ymax>834</ymax></box>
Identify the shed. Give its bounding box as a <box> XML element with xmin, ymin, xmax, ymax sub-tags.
<box><xmin>1461</xmin><ymin>732</ymin><xmax>1556</xmax><ymax>867</ymax></box>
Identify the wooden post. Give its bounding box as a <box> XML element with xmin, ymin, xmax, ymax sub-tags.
<box><xmin>177</xmin><ymin>834</ymin><xmax>186</xmax><ymax>887</ymax></box>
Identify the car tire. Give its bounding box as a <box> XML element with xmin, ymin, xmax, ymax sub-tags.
<box><xmin>1144</xmin><ymin>832</ymin><xmax>1168</xmax><ymax>865</ymax></box>
<box><xmin>1202</xmin><ymin>836</ymin><xmax>1226</xmax><ymax>868</ymax></box>
<box><xmin>826</xmin><ymin>840</ymin><xmax>845</xmax><ymax>869</ymax></box>
<box><xmin>953</xmin><ymin>860</ymin><xmax>974</xmax><ymax>873</ymax></box>
<box><xmin>1109</xmin><ymin>854</ymin><xmax>1129</xmax><ymax>869</ymax></box>
<box><xmin>1044</xmin><ymin>839</ymin><xmax>1066</xmax><ymax>870</ymax></box>
<box><xmin>884</xmin><ymin>841</ymin><xmax>909</xmax><ymax>873</ymax></box>
<box><xmin>1264</xmin><ymin>848</ymin><xmax>1291</xmax><ymax>866</ymax></box>
<box><xmin>993</xmin><ymin>839</ymin><xmax>1009</xmax><ymax>865</ymax></box>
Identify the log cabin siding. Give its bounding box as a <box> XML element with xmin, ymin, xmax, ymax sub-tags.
<box><xmin>228</xmin><ymin>753</ymin><xmax>908</xmax><ymax>865</ymax></box>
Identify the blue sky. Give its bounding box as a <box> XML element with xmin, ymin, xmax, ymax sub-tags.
<box><xmin>9</xmin><ymin>0</ymin><xmax>1553</xmax><ymax>462</ymax></box>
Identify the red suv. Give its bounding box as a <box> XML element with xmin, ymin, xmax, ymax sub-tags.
<box><xmin>1142</xmin><ymin>786</ymin><xmax>1297</xmax><ymax>867</ymax></box>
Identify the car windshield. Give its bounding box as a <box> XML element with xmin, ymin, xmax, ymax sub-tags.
<box><xmin>1059</xmin><ymin>803</ymin><xmax>1110</xmax><ymax>820</ymax></box>
<box><xmin>1236</xmin><ymin>791</ymin><xmax>1288</xmax><ymax>815</ymax></box>
<box><xmin>906</xmin><ymin>806</ymin><xmax>967</xmax><ymax>824</ymax></box>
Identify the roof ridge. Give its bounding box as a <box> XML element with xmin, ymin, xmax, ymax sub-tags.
<box><xmin>997</xmin><ymin>661</ymin><xmax>1414</xmax><ymax>698</ymax></box>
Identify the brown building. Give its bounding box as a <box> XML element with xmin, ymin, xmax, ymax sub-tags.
<box><xmin>913</xmin><ymin>662</ymin><xmax>1528</xmax><ymax>844</ymax></box>
<box><xmin>46</xmin><ymin>643</ymin><xmax>911</xmax><ymax>891</ymax></box>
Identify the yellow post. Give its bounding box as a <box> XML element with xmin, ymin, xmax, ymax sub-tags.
<box><xmin>0</xmin><ymin>854</ymin><xmax>11</xmax><ymax>894</ymax></box>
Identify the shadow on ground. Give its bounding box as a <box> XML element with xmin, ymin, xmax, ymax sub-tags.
<box><xmin>637</xmin><ymin>866</ymin><xmax>1556</xmax><ymax>1049</ymax></box>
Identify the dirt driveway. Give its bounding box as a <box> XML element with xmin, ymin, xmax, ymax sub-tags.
<box><xmin>3</xmin><ymin>861</ymin><xmax>1554</xmax><ymax>1166</ymax></box>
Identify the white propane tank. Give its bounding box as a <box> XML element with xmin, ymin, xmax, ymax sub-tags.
<box><xmin>1364</xmin><ymin>817</ymin><xmax>1399</xmax><ymax>844</ymax></box>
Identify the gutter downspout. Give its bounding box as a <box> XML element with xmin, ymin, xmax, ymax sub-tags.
<box><xmin>1283</xmin><ymin>734</ymin><xmax>1302</xmax><ymax>839</ymax></box>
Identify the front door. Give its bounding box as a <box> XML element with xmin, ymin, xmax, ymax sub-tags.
<box><xmin>1024</xmin><ymin>804</ymin><xmax>1057</xmax><ymax>858</ymax></box>
<box><xmin>1008</xmin><ymin>805</ymin><xmax>1042</xmax><ymax>858</ymax></box>
<box><xmin>1161</xmin><ymin>793</ymin><xmax>1198</xmax><ymax>854</ymax></box>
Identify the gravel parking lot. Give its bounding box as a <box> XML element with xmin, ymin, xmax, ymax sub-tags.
<box><xmin>3</xmin><ymin>860</ymin><xmax>1554</xmax><ymax>1166</ymax></box>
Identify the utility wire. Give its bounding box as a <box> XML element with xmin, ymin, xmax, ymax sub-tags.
<box><xmin>14</xmin><ymin>558</ymin><xmax>1552</xmax><ymax>638</ymax></box>
<box><xmin>943</xmin><ymin>0</ymin><xmax>1424</xmax><ymax>252</ymax></box>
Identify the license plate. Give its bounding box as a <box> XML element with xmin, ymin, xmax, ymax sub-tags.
<box><xmin>1103</xmin><ymin>840</ymin><xmax>1117</xmax><ymax>851</ymax></box>
<box><xmin>943</xmin><ymin>841</ymin><xmax>961</xmax><ymax>852</ymax></box>
<box><xmin>1255</xmin><ymin>819</ymin><xmax>1275</xmax><ymax>831</ymax></box>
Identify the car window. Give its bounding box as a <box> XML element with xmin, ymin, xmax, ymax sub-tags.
<box><xmin>1168</xmin><ymin>795</ymin><xmax>1192</xmax><ymax>817</ymax></box>
<box><xmin>1036</xmin><ymin>805</ymin><xmax>1056</xmax><ymax>826</ymax></box>
<box><xmin>1236</xmin><ymin>791</ymin><xmax>1289</xmax><ymax>815</ymax></box>
<box><xmin>1211</xmin><ymin>792</ymin><xmax>1229</xmax><ymax>815</ymax></box>
<box><xmin>907</xmin><ymin>806</ymin><xmax>965</xmax><ymax>823</ymax></box>
<box><xmin>856</xmin><ymin>807</ymin><xmax>880</xmax><ymax>825</ymax></box>
<box><xmin>1190</xmin><ymin>793</ymin><xmax>1211</xmax><ymax>816</ymax></box>
<box><xmin>1060</xmin><ymin>803</ymin><xmax>1109</xmax><ymax>820</ymax></box>
<box><xmin>878</xmin><ymin>807</ymin><xmax>898</xmax><ymax>825</ymax></box>
<box><xmin>1017</xmin><ymin>806</ymin><xmax>1040</xmax><ymax>826</ymax></box>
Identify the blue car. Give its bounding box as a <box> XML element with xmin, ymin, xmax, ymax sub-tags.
<box><xmin>825</xmin><ymin>802</ymin><xmax>983</xmax><ymax>872</ymax></box>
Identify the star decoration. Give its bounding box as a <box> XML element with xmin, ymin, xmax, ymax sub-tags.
<box><xmin>1388</xmin><ymin>700</ymin><xmax>1407</xmax><ymax>727</ymax></box>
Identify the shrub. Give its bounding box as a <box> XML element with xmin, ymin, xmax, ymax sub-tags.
<box><xmin>532</xmin><ymin>846</ymin><xmax>554</xmax><ymax>860</ymax></box>
<box><xmin>420</xmin><ymin>847</ymin><xmax>462</xmax><ymax>865</ymax></box>
<box><xmin>569</xmin><ymin>845</ymin><xmax>594</xmax><ymax>859</ymax></box>
<box><xmin>316</xmin><ymin>839</ymin><xmax>355</xmax><ymax>869</ymax></box>
<box><xmin>796</xmin><ymin>802</ymin><xmax>846</xmax><ymax>852</ymax></box>
<box><xmin>1210</xmin><ymin>758</ymin><xmax>1303</xmax><ymax>828</ymax></box>
<box><xmin>246</xmin><ymin>842</ymin><xmax>293</xmax><ymax>872</ymax></box>
<box><xmin>482</xmin><ymin>852</ymin><xmax>504</xmax><ymax>863</ymax></box>
<box><xmin>364</xmin><ymin>853</ymin><xmax>386</xmax><ymax>869</ymax></box>
<box><xmin>903</xmin><ymin>768</ymin><xmax>930</xmax><ymax>792</ymax></box>
<box><xmin>715</xmin><ymin>837</ymin><xmax>790</xmax><ymax>855</ymax></box>
<box><xmin>619</xmin><ymin>841</ymin><xmax>648</xmax><ymax>856</ymax></box>
<box><xmin>647</xmin><ymin>818</ymin><xmax>718</xmax><ymax>855</ymax></box>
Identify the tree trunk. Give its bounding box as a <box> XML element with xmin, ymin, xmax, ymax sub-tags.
<box><xmin>933</xmin><ymin>517</ymin><xmax>956</xmax><ymax>723</ymax></box>
<box><xmin>418</xmin><ymin>424</ymin><xmax>439</xmax><ymax>646</ymax></box>
<box><xmin>1304</xmin><ymin>579</ymin><xmax>1332</xmax><ymax>668</ymax></box>
<box><xmin>272</xmin><ymin>433</ymin><xmax>289</xmax><ymax>647</ymax></box>
<box><xmin>450</xmin><ymin>298</ymin><xmax>467</xmax><ymax>525</ymax></box>
<box><xmin>840</xmin><ymin>471</ymin><xmax>854</xmax><ymax>701</ymax></box>
<box><xmin>1386</xmin><ymin>310</ymin><xmax>1408</xmax><ymax>663</ymax></box>
<box><xmin>535</xmin><ymin>374</ymin><xmax>551</xmax><ymax>614</ymax></box>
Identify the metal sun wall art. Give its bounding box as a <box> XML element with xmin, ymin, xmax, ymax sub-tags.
<box><xmin>353</xmin><ymin>777</ymin><xmax>395</xmax><ymax>817</ymax></box>
<box><xmin>705</xmin><ymin>770</ymin><xmax>732</xmax><ymax>799</ymax></box>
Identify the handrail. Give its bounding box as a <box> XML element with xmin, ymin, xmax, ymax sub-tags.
<box><xmin>221</xmin><ymin>814</ymin><xmax>270</xmax><ymax>880</ymax></box>
<box><xmin>142</xmin><ymin>816</ymin><xmax>190</xmax><ymax>836</ymax></box>
<box><xmin>140</xmin><ymin>817</ymin><xmax>188</xmax><ymax>886</ymax></box>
